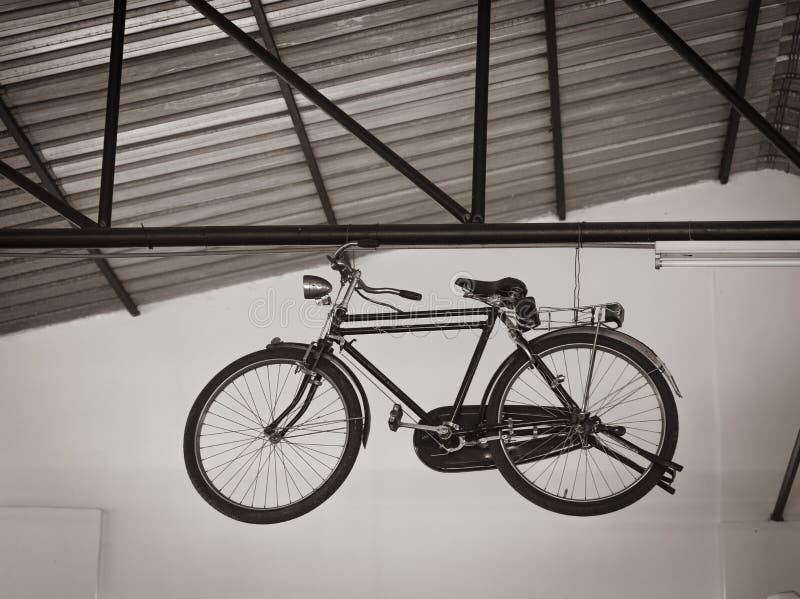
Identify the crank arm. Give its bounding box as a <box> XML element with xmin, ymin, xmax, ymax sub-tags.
<box><xmin>598</xmin><ymin>431</ymin><xmax>683</xmax><ymax>473</ymax></box>
<box><xmin>589</xmin><ymin>437</ymin><xmax>678</xmax><ymax>495</ymax></box>
<box><xmin>398</xmin><ymin>421</ymin><xmax>465</xmax><ymax>453</ymax></box>
<box><xmin>397</xmin><ymin>422</ymin><xmax>451</xmax><ymax>436</ymax></box>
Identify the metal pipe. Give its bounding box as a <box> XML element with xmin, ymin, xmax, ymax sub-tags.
<box><xmin>770</xmin><ymin>428</ymin><xmax>800</xmax><ymax>522</ymax></box>
<box><xmin>470</xmin><ymin>0</ymin><xmax>491</xmax><ymax>223</ymax></box>
<box><xmin>719</xmin><ymin>0</ymin><xmax>762</xmax><ymax>184</ymax></box>
<box><xmin>339</xmin><ymin>322</ymin><xmax>487</xmax><ymax>335</ymax></box>
<box><xmin>2</xmin><ymin>221</ymin><xmax>800</xmax><ymax>249</ymax></box>
<box><xmin>544</xmin><ymin>0</ymin><xmax>567</xmax><ymax>221</ymax></box>
<box><xmin>621</xmin><ymin>0</ymin><xmax>800</xmax><ymax>170</ymax></box>
<box><xmin>184</xmin><ymin>0</ymin><xmax>470</xmax><ymax>223</ymax></box>
<box><xmin>98</xmin><ymin>0</ymin><xmax>127</xmax><ymax>227</ymax></box>
<box><xmin>340</xmin><ymin>341</ymin><xmax>431</xmax><ymax>422</ymax></box>
<box><xmin>341</xmin><ymin>308</ymin><xmax>492</xmax><ymax>322</ymax></box>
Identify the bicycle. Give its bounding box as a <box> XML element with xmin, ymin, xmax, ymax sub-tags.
<box><xmin>184</xmin><ymin>240</ymin><xmax>683</xmax><ymax>523</ymax></box>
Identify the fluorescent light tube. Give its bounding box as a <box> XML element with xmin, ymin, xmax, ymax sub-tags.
<box><xmin>655</xmin><ymin>241</ymin><xmax>800</xmax><ymax>269</ymax></box>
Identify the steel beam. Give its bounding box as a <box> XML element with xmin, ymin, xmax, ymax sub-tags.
<box><xmin>770</xmin><ymin>428</ymin><xmax>800</xmax><ymax>522</ymax></box>
<box><xmin>622</xmin><ymin>0</ymin><xmax>800</xmax><ymax>170</ymax></box>
<box><xmin>544</xmin><ymin>0</ymin><xmax>567</xmax><ymax>221</ymax></box>
<box><xmin>249</xmin><ymin>0</ymin><xmax>336</xmax><ymax>225</ymax></box>
<box><xmin>0</xmin><ymin>160</ymin><xmax>96</xmax><ymax>229</ymax></box>
<box><xmin>184</xmin><ymin>0</ymin><xmax>470</xmax><ymax>223</ymax></box>
<box><xmin>0</xmin><ymin>96</ymin><xmax>139</xmax><ymax>316</ymax></box>
<box><xmin>98</xmin><ymin>0</ymin><xmax>127</xmax><ymax>227</ymax></box>
<box><xmin>470</xmin><ymin>0</ymin><xmax>491</xmax><ymax>223</ymax></box>
<box><xmin>1</xmin><ymin>221</ymin><xmax>800</xmax><ymax>249</ymax></box>
<box><xmin>0</xmin><ymin>95</ymin><xmax>62</xmax><ymax>197</ymax></box>
<box><xmin>719</xmin><ymin>0</ymin><xmax>762</xmax><ymax>184</ymax></box>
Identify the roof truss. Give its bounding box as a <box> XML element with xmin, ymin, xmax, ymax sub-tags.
<box><xmin>1</xmin><ymin>0</ymin><xmax>799</xmax><ymax>255</ymax></box>
<box><xmin>0</xmin><ymin>93</ymin><xmax>139</xmax><ymax>315</ymax></box>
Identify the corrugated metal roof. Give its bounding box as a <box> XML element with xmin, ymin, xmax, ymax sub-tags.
<box><xmin>0</xmin><ymin>0</ymin><xmax>798</xmax><ymax>335</ymax></box>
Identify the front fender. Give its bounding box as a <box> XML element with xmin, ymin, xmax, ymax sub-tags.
<box><xmin>532</xmin><ymin>327</ymin><xmax>683</xmax><ymax>398</ymax></box>
<box><xmin>266</xmin><ymin>339</ymin><xmax>372</xmax><ymax>447</ymax></box>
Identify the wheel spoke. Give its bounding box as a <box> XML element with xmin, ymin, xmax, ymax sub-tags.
<box><xmin>215</xmin><ymin>394</ymin><xmax>263</xmax><ymax>428</ymax></box>
<box><xmin>230</xmin><ymin>379</ymin><xmax>263</xmax><ymax>427</ymax></box>
<box><xmin>192</xmin><ymin>356</ymin><xmax>354</xmax><ymax>515</ymax></box>
<box><xmin>242</xmin><ymin>372</ymin><xmax>264</xmax><ymax>423</ymax></box>
<box><xmin>594</xmin><ymin>380</ymin><xmax>653</xmax><ymax>418</ymax></box>
<box><xmin>498</xmin><ymin>340</ymin><xmax>671</xmax><ymax>508</ymax></box>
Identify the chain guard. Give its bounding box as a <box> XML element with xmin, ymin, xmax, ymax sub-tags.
<box><xmin>413</xmin><ymin>405</ymin><xmax>578</xmax><ymax>473</ymax></box>
<box><xmin>412</xmin><ymin>406</ymin><xmax>495</xmax><ymax>472</ymax></box>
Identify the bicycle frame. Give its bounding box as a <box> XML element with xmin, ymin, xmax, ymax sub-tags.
<box><xmin>267</xmin><ymin>264</ymin><xmax>581</xmax><ymax>436</ymax></box>
<box><xmin>333</xmin><ymin>306</ymin><xmax>497</xmax><ymax>425</ymax></box>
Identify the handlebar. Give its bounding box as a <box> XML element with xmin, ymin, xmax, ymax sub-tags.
<box><xmin>326</xmin><ymin>240</ymin><xmax>421</xmax><ymax>302</ymax></box>
<box><xmin>359</xmin><ymin>281</ymin><xmax>422</xmax><ymax>302</ymax></box>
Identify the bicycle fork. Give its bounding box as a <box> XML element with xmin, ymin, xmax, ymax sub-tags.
<box><xmin>264</xmin><ymin>344</ymin><xmax>325</xmax><ymax>438</ymax></box>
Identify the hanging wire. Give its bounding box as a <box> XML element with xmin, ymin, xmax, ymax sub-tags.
<box><xmin>573</xmin><ymin>224</ymin><xmax>582</xmax><ymax>310</ymax></box>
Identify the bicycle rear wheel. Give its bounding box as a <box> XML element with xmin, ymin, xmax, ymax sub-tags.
<box><xmin>488</xmin><ymin>330</ymin><xmax>678</xmax><ymax>516</ymax></box>
<box><xmin>184</xmin><ymin>346</ymin><xmax>362</xmax><ymax>524</ymax></box>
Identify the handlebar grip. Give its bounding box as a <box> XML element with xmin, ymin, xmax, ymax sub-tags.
<box><xmin>357</xmin><ymin>239</ymin><xmax>380</xmax><ymax>249</ymax></box>
<box><xmin>398</xmin><ymin>289</ymin><xmax>422</xmax><ymax>301</ymax></box>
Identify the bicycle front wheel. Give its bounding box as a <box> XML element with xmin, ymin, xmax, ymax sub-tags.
<box><xmin>488</xmin><ymin>330</ymin><xmax>678</xmax><ymax>516</ymax></box>
<box><xmin>184</xmin><ymin>346</ymin><xmax>362</xmax><ymax>524</ymax></box>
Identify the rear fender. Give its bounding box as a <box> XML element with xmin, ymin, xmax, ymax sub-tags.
<box><xmin>478</xmin><ymin>349</ymin><xmax>523</xmax><ymax>420</ymax></box>
<box><xmin>532</xmin><ymin>327</ymin><xmax>683</xmax><ymax>398</ymax></box>
<box><xmin>481</xmin><ymin>327</ymin><xmax>683</xmax><ymax>415</ymax></box>
<box><xmin>266</xmin><ymin>339</ymin><xmax>371</xmax><ymax>447</ymax></box>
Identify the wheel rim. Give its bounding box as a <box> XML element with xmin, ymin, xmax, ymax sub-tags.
<box><xmin>498</xmin><ymin>343</ymin><xmax>667</xmax><ymax>504</ymax></box>
<box><xmin>194</xmin><ymin>359</ymin><xmax>353</xmax><ymax>511</ymax></box>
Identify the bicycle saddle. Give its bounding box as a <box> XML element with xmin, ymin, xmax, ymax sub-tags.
<box><xmin>455</xmin><ymin>277</ymin><xmax>527</xmax><ymax>300</ymax></box>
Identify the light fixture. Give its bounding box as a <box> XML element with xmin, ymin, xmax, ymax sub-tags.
<box><xmin>655</xmin><ymin>241</ymin><xmax>800</xmax><ymax>268</ymax></box>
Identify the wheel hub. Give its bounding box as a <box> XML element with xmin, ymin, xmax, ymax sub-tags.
<box><xmin>264</xmin><ymin>427</ymin><xmax>283</xmax><ymax>444</ymax></box>
<box><xmin>572</xmin><ymin>413</ymin><xmax>601</xmax><ymax>448</ymax></box>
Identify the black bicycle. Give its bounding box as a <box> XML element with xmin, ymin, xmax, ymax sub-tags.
<box><xmin>184</xmin><ymin>241</ymin><xmax>683</xmax><ymax>523</ymax></box>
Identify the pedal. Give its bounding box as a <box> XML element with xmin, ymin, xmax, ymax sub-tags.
<box><xmin>657</xmin><ymin>466</ymin><xmax>679</xmax><ymax>495</ymax></box>
<box><xmin>388</xmin><ymin>403</ymin><xmax>403</xmax><ymax>432</ymax></box>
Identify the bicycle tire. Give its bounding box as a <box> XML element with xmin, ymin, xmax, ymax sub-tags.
<box><xmin>488</xmin><ymin>330</ymin><xmax>678</xmax><ymax>516</ymax></box>
<box><xmin>184</xmin><ymin>346</ymin><xmax>362</xmax><ymax>524</ymax></box>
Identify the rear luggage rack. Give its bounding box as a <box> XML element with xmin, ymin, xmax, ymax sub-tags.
<box><xmin>534</xmin><ymin>302</ymin><xmax>625</xmax><ymax>331</ymax></box>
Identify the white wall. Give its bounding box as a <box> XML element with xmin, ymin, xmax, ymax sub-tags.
<box><xmin>721</xmin><ymin>522</ymin><xmax>800</xmax><ymax>599</ymax></box>
<box><xmin>0</xmin><ymin>507</ymin><xmax>101</xmax><ymax>599</ymax></box>
<box><xmin>0</xmin><ymin>170</ymin><xmax>798</xmax><ymax>599</ymax></box>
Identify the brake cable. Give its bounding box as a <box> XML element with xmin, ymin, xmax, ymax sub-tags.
<box><xmin>354</xmin><ymin>287</ymin><xmax>403</xmax><ymax>313</ymax></box>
